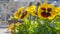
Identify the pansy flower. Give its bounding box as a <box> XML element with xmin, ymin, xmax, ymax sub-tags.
<box><xmin>38</xmin><ymin>1</ymin><xmax>56</xmax><ymax>20</ymax></box>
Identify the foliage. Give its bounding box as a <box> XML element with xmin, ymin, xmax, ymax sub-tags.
<box><xmin>8</xmin><ymin>0</ymin><xmax>60</xmax><ymax>34</ymax></box>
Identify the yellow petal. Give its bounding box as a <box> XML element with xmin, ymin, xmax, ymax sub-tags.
<box><xmin>8</xmin><ymin>23</ymin><xmax>14</xmax><ymax>30</ymax></box>
<box><xmin>48</xmin><ymin>14</ymin><xmax>56</xmax><ymax>20</ymax></box>
<box><xmin>55</xmin><ymin>6</ymin><xmax>60</xmax><ymax>16</ymax></box>
<box><xmin>25</xmin><ymin>5</ymin><xmax>36</xmax><ymax>16</ymax></box>
<box><xmin>18</xmin><ymin>7</ymin><xmax>24</xmax><ymax>12</ymax></box>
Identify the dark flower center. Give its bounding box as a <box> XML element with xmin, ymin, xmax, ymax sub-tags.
<box><xmin>41</xmin><ymin>12</ymin><xmax>51</xmax><ymax>18</ymax></box>
<box><xmin>41</xmin><ymin>8</ymin><xmax>46</xmax><ymax>11</ymax></box>
<box><xmin>41</xmin><ymin>8</ymin><xmax>52</xmax><ymax>12</ymax></box>
<box><xmin>20</xmin><ymin>14</ymin><xmax>25</xmax><ymax>19</ymax></box>
<box><xmin>20</xmin><ymin>11</ymin><xmax>27</xmax><ymax>19</ymax></box>
<box><xmin>47</xmin><ymin>8</ymin><xmax>52</xmax><ymax>12</ymax></box>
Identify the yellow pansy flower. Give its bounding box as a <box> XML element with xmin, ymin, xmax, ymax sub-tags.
<box><xmin>8</xmin><ymin>23</ymin><xmax>14</xmax><ymax>30</ymax></box>
<box><xmin>13</xmin><ymin>7</ymin><xmax>24</xmax><ymax>19</ymax></box>
<box><xmin>25</xmin><ymin>5</ymin><xmax>37</xmax><ymax>16</ymax></box>
<box><xmin>38</xmin><ymin>1</ymin><xmax>56</xmax><ymax>20</ymax></box>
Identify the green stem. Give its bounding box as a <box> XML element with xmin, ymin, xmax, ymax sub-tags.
<box><xmin>33</xmin><ymin>16</ymin><xmax>37</xmax><ymax>23</ymax></box>
<box><xmin>14</xmin><ymin>23</ymin><xmax>16</xmax><ymax>34</ymax></box>
<box><xmin>29</xmin><ymin>15</ymin><xmax>31</xmax><ymax>23</ymax></box>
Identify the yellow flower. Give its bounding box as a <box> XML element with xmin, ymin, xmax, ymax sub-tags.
<box><xmin>38</xmin><ymin>2</ymin><xmax>56</xmax><ymax>20</ymax></box>
<box><xmin>55</xmin><ymin>6</ymin><xmax>60</xmax><ymax>16</ymax></box>
<box><xmin>15</xmin><ymin>22</ymin><xmax>20</xmax><ymax>27</ymax></box>
<box><xmin>25</xmin><ymin>5</ymin><xmax>37</xmax><ymax>16</ymax></box>
<box><xmin>8</xmin><ymin>23</ymin><xmax>14</xmax><ymax>30</ymax></box>
<box><xmin>13</xmin><ymin>7</ymin><xmax>24</xmax><ymax>19</ymax></box>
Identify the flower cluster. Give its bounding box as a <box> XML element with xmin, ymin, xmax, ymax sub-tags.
<box><xmin>8</xmin><ymin>0</ymin><xmax>60</xmax><ymax>34</ymax></box>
